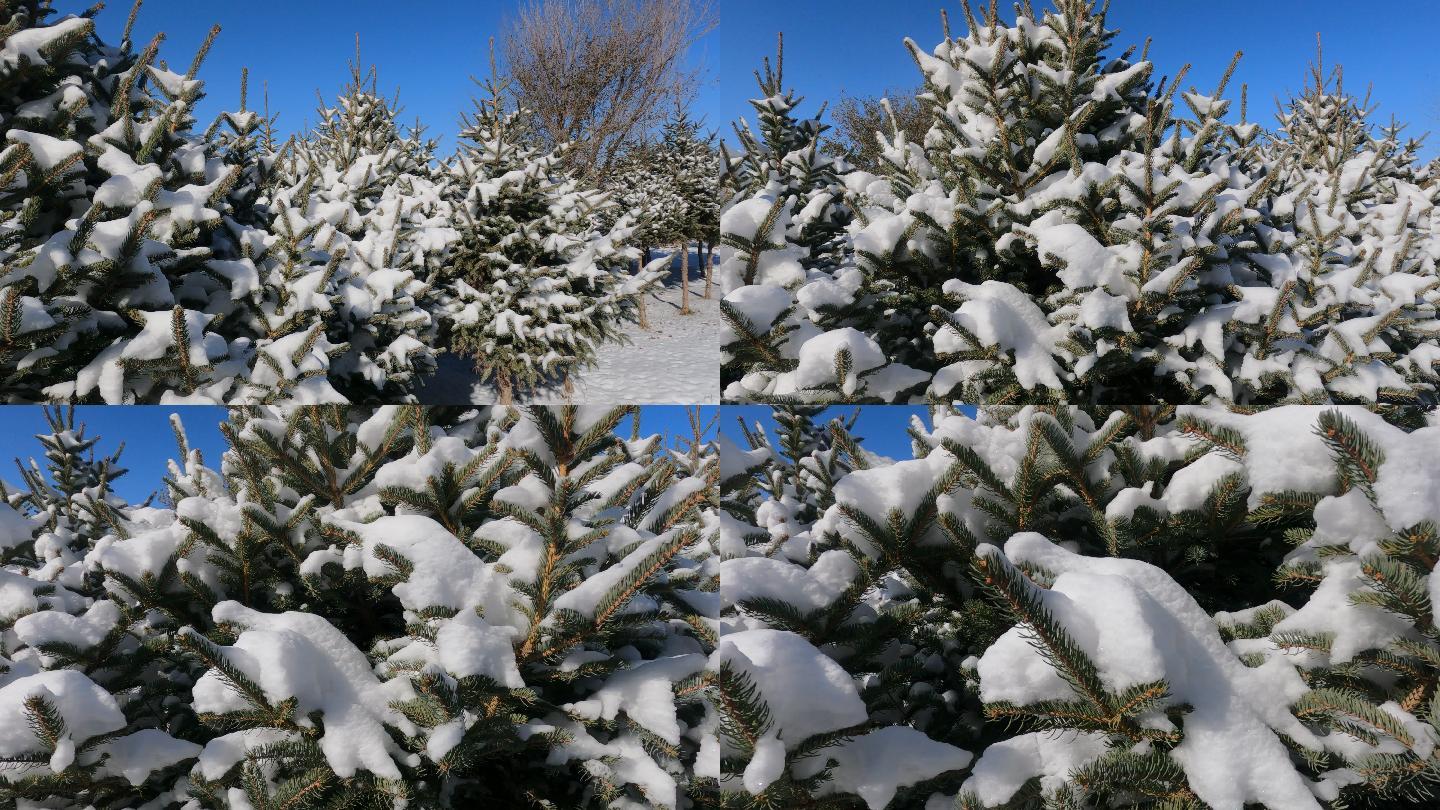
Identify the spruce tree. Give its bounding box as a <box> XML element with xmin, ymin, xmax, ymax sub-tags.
<box><xmin>5</xmin><ymin>404</ymin><xmax>716</xmax><ymax>808</ymax></box>
<box><xmin>720</xmin><ymin>0</ymin><xmax>1440</xmax><ymax>410</ymax></box>
<box><xmin>0</xmin><ymin>1</ymin><xmax>251</xmax><ymax>403</ymax></box>
<box><xmin>718</xmin><ymin>36</ymin><xmax>928</xmax><ymax>403</ymax></box>
<box><xmin>714</xmin><ymin>404</ymin><xmax>1440</xmax><ymax>808</ymax></box>
<box><xmin>250</xmin><ymin>51</ymin><xmax>446</xmax><ymax>403</ymax></box>
<box><xmin>1</xmin><ymin>407</ymin><xmax>204</xmax><ymax>807</ymax></box>
<box><xmin>439</xmin><ymin>68</ymin><xmax>651</xmax><ymax>403</ymax></box>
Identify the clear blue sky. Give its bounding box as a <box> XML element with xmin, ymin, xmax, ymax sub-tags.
<box><xmin>58</xmin><ymin>0</ymin><xmax>721</xmax><ymax>154</ymax></box>
<box><xmin>718</xmin><ymin>0</ymin><xmax>1440</xmax><ymax>157</ymax></box>
<box><xmin>0</xmin><ymin>406</ymin><xmax>716</xmax><ymax>505</ymax></box>
<box><xmin>722</xmin><ymin>406</ymin><xmax>936</xmax><ymax>463</ymax></box>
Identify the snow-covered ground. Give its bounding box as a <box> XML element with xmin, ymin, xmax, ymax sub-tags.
<box><xmin>416</xmin><ymin>250</ymin><xmax>718</xmax><ymax>404</ymax></box>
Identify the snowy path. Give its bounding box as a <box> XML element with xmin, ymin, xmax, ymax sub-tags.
<box><xmin>416</xmin><ymin>250</ymin><xmax>719</xmax><ymax>404</ymax></box>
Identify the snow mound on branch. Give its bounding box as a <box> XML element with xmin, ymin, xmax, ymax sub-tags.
<box><xmin>796</xmin><ymin>726</ymin><xmax>972</xmax><ymax>809</ymax></box>
<box><xmin>551</xmin><ymin>530</ymin><xmax>677</xmax><ymax>619</ymax></box>
<box><xmin>721</xmin><ymin>550</ymin><xmax>859</xmax><ymax>613</ymax></box>
<box><xmin>964</xmin><ymin>731</ymin><xmax>1109</xmax><ymax>806</ymax></box>
<box><xmin>1176</xmin><ymin>405</ymin><xmax>1440</xmax><ymax>528</ymax></box>
<box><xmin>939</xmin><ymin>280</ymin><xmax>1065</xmax><ymax>390</ymax></box>
<box><xmin>327</xmin><ymin>514</ymin><xmax>523</xmax><ymax>627</ymax></box>
<box><xmin>92</xmin><ymin>729</ymin><xmax>202</xmax><ymax>786</ymax></box>
<box><xmin>192</xmin><ymin>602</ymin><xmax>411</xmax><ymax>780</ymax></box>
<box><xmin>432</xmin><ymin>609</ymin><xmax>523</xmax><ymax>687</ymax></box>
<box><xmin>195</xmin><ymin>729</ymin><xmax>299</xmax><ymax>781</ymax></box>
<box><xmin>979</xmin><ymin>533</ymin><xmax>1325</xmax><ymax>810</ymax></box>
<box><xmin>566</xmin><ymin>653</ymin><xmax>706</xmax><ymax>745</ymax></box>
<box><xmin>712</xmin><ymin>629</ymin><xmax>866</xmax><ymax>743</ymax></box>
<box><xmin>0</xmin><ymin>671</ymin><xmax>126</xmax><ymax>781</ymax></box>
<box><xmin>0</xmin><ymin>503</ymin><xmax>42</xmax><ymax>552</ymax></box>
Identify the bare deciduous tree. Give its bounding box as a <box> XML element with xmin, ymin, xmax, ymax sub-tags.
<box><xmin>827</xmin><ymin>89</ymin><xmax>930</xmax><ymax>171</ymax></box>
<box><xmin>501</xmin><ymin>0</ymin><xmax>716</xmax><ymax>181</ymax></box>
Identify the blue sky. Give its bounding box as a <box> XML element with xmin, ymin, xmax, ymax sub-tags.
<box><xmin>58</xmin><ymin>0</ymin><xmax>722</xmax><ymax>154</ymax></box>
<box><xmin>717</xmin><ymin>0</ymin><xmax>1440</xmax><ymax>157</ymax></box>
<box><xmin>721</xmin><ymin>406</ymin><xmax>935</xmax><ymax>463</ymax></box>
<box><xmin>0</xmin><ymin>406</ymin><xmax>716</xmax><ymax>505</ymax></box>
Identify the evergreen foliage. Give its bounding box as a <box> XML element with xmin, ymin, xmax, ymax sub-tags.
<box><xmin>719</xmin><ymin>0</ymin><xmax>1440</xmax><ymax>408</ymax></box>
<box><xmin>1</xmin><ymin>404</ymin><xmax>717</xmax><ymax>808</ymax></box>
<box><xmin>715</xmin><ymin>404</ymin><xmax>1440</xmax><ymax>809</ymax></box>
<box><xmin>437</xmin><ymin>68</ymin><xmax>656</xmax><ymax>403</ymax></box>
<box><xmin>0</xmin><ymin>2</ymin><xmax>675</xmax><ymax>404</ymax></box>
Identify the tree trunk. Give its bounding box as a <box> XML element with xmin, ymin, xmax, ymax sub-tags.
<box><xmin>680</xmin><ymin>242</ymin><xmax>692</xmax><ymax>315</ymax></box>
<box><xmin>702</xmin><ymin>242</ymin><xmax>713</xmax><ymax>298</ymax></box>
<box><xmin>498</xmin><ymin>372</ymin><xmax>514</xmax><ymax>406</ymax></box>
<box><xmin>563</xmin><ymin>374</ymin><xmax>574</xmax><ymax>400</ymax></box>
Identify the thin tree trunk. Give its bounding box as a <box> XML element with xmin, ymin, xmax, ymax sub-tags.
<box><xmin>680</xmin><ymin>242</ymin><xmax>692</xmax><ymax>315</ymax></box>
<box><xmin>638</xmin><ymin>244</ymin><xmax>651</xmax><ymax>329</ymax></box>
<box><xmin>498</xmin><ymin>372</ymin><xmax>514</xmax><ymax>406</ymax></box>
<box><xmin>702</xmin><ymin>241</ymin><xmax>713</xmax><ymax>298</ymax></box>
<box><xmin>563</xmin><ymin>374</ymin><xmax>574</xmax><ymax>400</ymax></box>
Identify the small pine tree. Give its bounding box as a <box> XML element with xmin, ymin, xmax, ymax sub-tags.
<box><xmin>438</xmin><ymin>67</ymin><xmax>650</xmax><ymax>403</ymax></box>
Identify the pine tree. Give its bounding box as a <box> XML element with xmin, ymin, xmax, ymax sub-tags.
<box><xmin>660</xmin><ymin>106</ymin><xmax>718</xmax><ymax>315</ymax></box>
<box><xmin>720</xmin><ymin>0</ymin><xmax>1440</xmax><ymax>410</ymax></box>
<box><xmin>719</xmin><ymin>36</ymin><xmax>928</xmax><ymax>403</ymax></box>
<box><xmin>247</xmin><ymin>49</ymin><xmax>447</xmax><ymax>403</ymax></box>
<box><xmin>713</xmin><ymin>404</ymin><xmax>1440</xmax><ymax>808</ymax></box>
<box><xmin>0</xmin><ymin>1</ymin><xmax>252</xmax><ymax>403</ymax></box>
<box><xmin>1</xmin><ymin>407</ymin><xmax>204</xmax><ymax>807</ymax></box>
<box><xmin>438</xmin><ymin>67</ymin><xmax>651</xmax><ymax>403</ymax></box>
<box><xmin>1</xmin><ymin>405</ymin><xmax>717</xmax><ymax>808</ymax></box>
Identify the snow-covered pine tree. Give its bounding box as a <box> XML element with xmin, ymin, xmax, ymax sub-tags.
<box><xmin>439</xmin><ymin>68</ymin><xmax>653</xmax><ymax>403</ymax></box>
<box><xmin>1241</xmin><ymin>54</ymin><xmax>1440</xmax><ymax>412</ymax></box>
<box><xmin>0</xmin><ymin>1</ymin><xmax>254</xmax><ymax>403</ymax></box>
<box><xmin>0</xmin><ymin>407</ymin><xmax>205</xmax><ymax>806</ymax></box>
<box><xmin>161</xmin><ymin>405</ymin><xmax>713</xmax><ymax>808</ymax></box>
<box><xmin>722</xmin><ymin>1</ymin><xmax>1440</xmax><ymax>410</ymax></box>
<box><xmin>6</xmin><ymin>405</ymin><xmax>717</xmax><ymax>808</ymax></box>
<box><xmin>716</xmin><ymin>404</ymin><xmax>1440</xmax><ymax>808</ymax></box>
<box><xmin>250</xmin><ymin>50</ymin><xmax>447</xmax><ymax>403</ymax></box>
<box><xmin>719</xmin><ymin>37</ymin><xmax>929</xmax><ymax>403</ymax></box>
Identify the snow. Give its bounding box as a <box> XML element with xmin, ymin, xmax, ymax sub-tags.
<box><xmin>192</xmin><ymin>602</ymin><xmax>409</xmax><ymax>780</ymax></box>
<box><xmin>5</xmin><ymin>130</ymin><xmax>82</xmax><ymax>173</ymax></box>
<box><xmin>13</xmin><ymin>599</ymin><xmax>119</xmax><ymax>655</ymax></box>
<box><xmin>793</xmin><ymin>327</ymin><xmax>886</xmax><ymax>394</ymax></box>
<box><xmin>0</xmin><ymin>17</ymin><xmax>91</xmax><ymax>70</ymax></box>
<box><xmin>964</xmin><ymin>731</ymin><xmax>1109</xmax><ymax>805</ymax></box>
<box><xmin>372</xmin><ymin>436</ymin><xmax>475</xmax><ymax>492</ymax></box>
<box><xmin>196</xmin><ymin>729</ymin><xmax>298</xmax><ymax>781</ymax></box>
<box><xmin>718</xmin><ymin>433</ymin><xmax>771</xmax><ymax>482</ymax></box>
<box><xmin>721</xmin><ymin>551</ymin><xmax>859</xmax><ymax>612</ymax></box>
<box><xmin>0</xmin><ymin>671</ymin><xmax>126</xmax><ymax>780</ymax></box>
<box><xmin>551</xmin><ymin>530</ymin><xmax>675</xmax><ymax>619</ymax></box>
<box><xmin>822</xmin><ymin>454</ymin><xmax>952</xmax><ymax>555</ymax></box>
<box><xmin>743</xmin><ymin>733</ymin><xmax>786</xmax><ymax>793</ymax></box>
<box><xmin>981</xmin><ymin>534</ymin><xmax>1325</xmax><ymax>810</ymax></box>
<box><xmin>939</xmin><ymin>280</ymin><xmax>1064</xmax><ymax>390</ymax></box>
<box><xmin>712</xmin><ymin>629</ymin><xmax>867</xmax><ymax>743</ymax></box>
<box><xmin>433</xmin><ymin>609</ymin><xmax>523</xmax><ymax>687</ymax></box>
<box><xmin>800</xmin><ymin>727</ymin><xmax>972</xmax><ymax>809</ymax></box>
<box><xmin>1028</xmin><ymin>220</ymin><xmax>1123</xmax><ymax>291</ymax></box>
<box><xmin>566</xmin><ymin>653</ymin><xmax>706</xmax><ymax>745</ymax></box>
<box><xmin>327</xmin><ymin>514</ymin><xmax>521</xmax><ymax>626</ymax></box>
<box><xmin>93</xmin><ymin>729</ymin><xmax>202</xmax><ymax>786</ymax></box>
<box><xmin>0</xmin><ymin>503</ymin><xmax>41</xmax><ymax>552</ymax></box>
<box><xmin>725</xmin><ymin>284</ymin><xmax>794</xmax><ymax>333</ymax></box>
